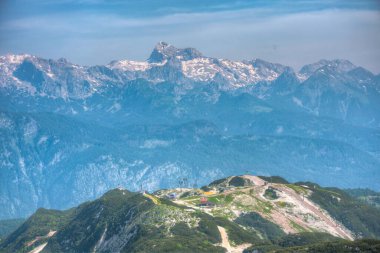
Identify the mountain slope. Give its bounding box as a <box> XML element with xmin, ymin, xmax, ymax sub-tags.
<box><xmin>1</xmin><ymin>175</ymin><xmax>380</xmax><ymax>253</ymax></box>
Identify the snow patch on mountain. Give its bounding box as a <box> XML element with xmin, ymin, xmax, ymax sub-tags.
<box><xmin>2</xmin><ymin>43</ymin><xmax>376</xmax><ymax>98</ymax></box>
<box><xmin>109</xmin><ymin>60</ymin><xmax>150</xmax><ymax>72</ymax></box>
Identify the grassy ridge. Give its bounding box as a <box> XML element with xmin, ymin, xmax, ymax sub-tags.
<box><xmin>1</xmin><ymin>176</ymin><xmax>380</xmax><ymax>252</ymax></box>
<box><xmin>0</xmin><ymin>209</ymin><xmax>73</xmax><ymax>253</ymax></box>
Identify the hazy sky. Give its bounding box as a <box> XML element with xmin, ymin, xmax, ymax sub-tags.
<box><xmin>1</xmin><ymin>0</ymin><xmax>379</xmax><ymax>73</ymax></box>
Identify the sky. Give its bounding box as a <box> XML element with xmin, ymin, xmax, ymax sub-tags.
<box><xmin>0</xmin><ymin>0</ymin><xmax>380</xmax><ymax>73</ymax></box>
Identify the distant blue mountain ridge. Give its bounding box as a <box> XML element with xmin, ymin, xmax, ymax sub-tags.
<box><xmin>0</xmin><ymin>42</ymin><xmax>379</xmax><ymax>219</ymax></box>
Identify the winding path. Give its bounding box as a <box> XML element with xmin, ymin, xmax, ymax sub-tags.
<box><xmin>217</xmin><ymin>226</ymin><xmax>251</xmax><ymax>253</ymax></box>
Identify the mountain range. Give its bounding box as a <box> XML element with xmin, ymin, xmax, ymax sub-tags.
<box><xmin>1</xmin><ymin>175</ymin><xmax>379</xmax><ymax>253</ymax></box>
<box><xmin>1</xmin><ymin>42</ymin><xmax>380</xmax><ymax>219</ymax></box>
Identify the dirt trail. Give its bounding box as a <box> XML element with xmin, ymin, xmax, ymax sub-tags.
<box><xmin>218</xmin><ymin>226</ymin><xmax>231</xmax><ymax>250</ymax></box>
<box><xmin>217</xmin><ymin>226</ymin><xmax>251</xmax><ymax>253</ymax></box>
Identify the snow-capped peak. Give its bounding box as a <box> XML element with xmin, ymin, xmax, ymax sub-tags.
<box><xmin>148</xmin><ymin>42</ymin><xmax>203</xmax><ymax>63</ymax></box>
<box><xmin>2</xmin><ymin>44</ymin><xmax>373</xmax><ymax>97</ymax></box>
<box><xmin>106</xmin><ymin>42</ymin><xmax>292</xmax><ymax>87</ymax></box>
<box><xmin>108</xmin><ymin>60</ymin><xmax>150</xmax><ymax>72</ymax></box>
<box><xmin>0</xmin><ymin>54</ymin><xmax>33</xmax><ymax>65</ymax></box>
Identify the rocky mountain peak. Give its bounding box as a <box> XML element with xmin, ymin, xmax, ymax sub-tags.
<box><xmin>148</xmin><ymin>42</ymin><xmax>203</xmax><ymax>63</ymax></box>
<box><xmin>299</xmin><ymin>59</ymin><xmax>357</xmax><ymax>79</ymax></box>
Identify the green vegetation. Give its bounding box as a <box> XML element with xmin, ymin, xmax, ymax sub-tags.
<box><xmin>125</xmin><ymin>234</ymin><xmax>225</xmax><ymax>253</ymax></box>
<box><xmin>125</xmin><ymin>210</ymin><xmax>259</xmax><ymax>252</ymax></box>
<box><xmin>264</xmin><ymin>187</ymin><xmax>279</xmax><ymax>200</ymax></box>
<box><xmin>275</xmin><ymin>201</ymin><xmax>292</xmax><ymax>208</ymax></box>
<box><xmin>199</xmin><ymin>193</ymin><xmax>234</xmax><ymax>207</ymax></box>
<box><xmin>0</xmin><ymin>219</ymin><xmax>24</xmax><ymax>241</ymax></box>
<box><xmin>225</xmin><ymin>194</ymin><xmax>234</xmax><ymax>203</ymax></box>
<box><xmin>269</xmin><ymin>239</ymin><xmax>380</xmax><ymax>253</ymax></box>
<box><xmin>209</xmin><ymin>178</ymin><xmax>228</xmax><ymax>187</ymax></box>
<box><xmin>253</xmin><ymin>197</ymin><xmax>274</xmax><ymax>214</ymax></box>
<box><xmin>1</xmin><ymin>187</ymin><xmax>263</xmax><ymax>252</ymax></box>
<box><xmin>286</xmin><ymin>184</ymin><xmax>308</xmax><ymax>195</ymax></box>
<box><xmin>303</xmin><ymin>184</ymin><xmax>380</xmax><ymax>239</ymax></box>
<box><xmin>200</xmin><ymin>186</ymin><xmax>212</xmax><ymax>192</ymax></box>
<box><xmin>289</xmin><ymin>221</ymin><xmax>308</xmax><ymax>233</ymax></box>
<box><xmin>196</xmin><ymin>213</ymin><xmax>222</xmax><ymax>243</ymax></box>
<box><xmin>214</xmin><ymin>216</ymin><xmax>262</xmax><ymax>245</ymax></box>
<box><xmin>235</xmin><ymin>212</ymin><xmax>285</xmax><ymax>241</ymax></box>
<box><xmin>206</xmin><ymin>196</ymin><xmax>221</xmax><ymax>204</ymax></box>
<box><xmin>211</xmin><ymin>208</ymin><xmax>236</xmax><ymax>220</ymax></box>
<box><xmin>170</xmin><ymin>222</ymin><xmax>196</xmax><ymax>237</ymax></box>
<box><xmin>244</xmin><ymin>232</ymin><xmax>346</xmax><ymax>253</ymax></box>
<box><xmin>208</xmin><ymin>176</ymin><xmax>252</xmax><ymax>188</ymax></box>
<box><xmin>124</xmin><ymin>221</ymin><xmax>226</xmax><ymax>253</ymax></box>
<box><xmin>229</xmin><ymin>176</ymin><xmax>251</xmax><ymax>187</ymax></box>
<box><xmin>45</xmin><ymin>190</ymin><xmax>155</xmax><ymax>253</ymax></box>
<box><xmin>258</xmin><ymin>176</ymin><xmax>289</xmax><ymax>184</ymax></box>
<box><xmin>345</xmin><ymin>188</ymin><xmax>380</xmax><ymax>208</ymax></box>
<box><xmin>179</xmin><ymin>191</ymin><xmax>201</xmax><ymax>199</ymax></box>
<box><xmin>275</xmin><ymin>232</ymin><xmax>341</xmax><ymax>247</ymax></box>
<box><xmin>0</xmin><ymin>208</ymin><xmax>73</xmax><ymax>253</ymax></box>
<box><xmin>2</xmin><ymin>175</ymin><xmax>380</xmax><ymax>253</ymax></box>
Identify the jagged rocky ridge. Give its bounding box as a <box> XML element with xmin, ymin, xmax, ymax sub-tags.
<box><xmin>1</xmin><ymin>42</ymin><xmax>380</xmax><ymax>219</ymax></box>
<box><xmin>1</xmin><ymin>175</ymin><xmax>379</xmax><ymax>253</ymax></box>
